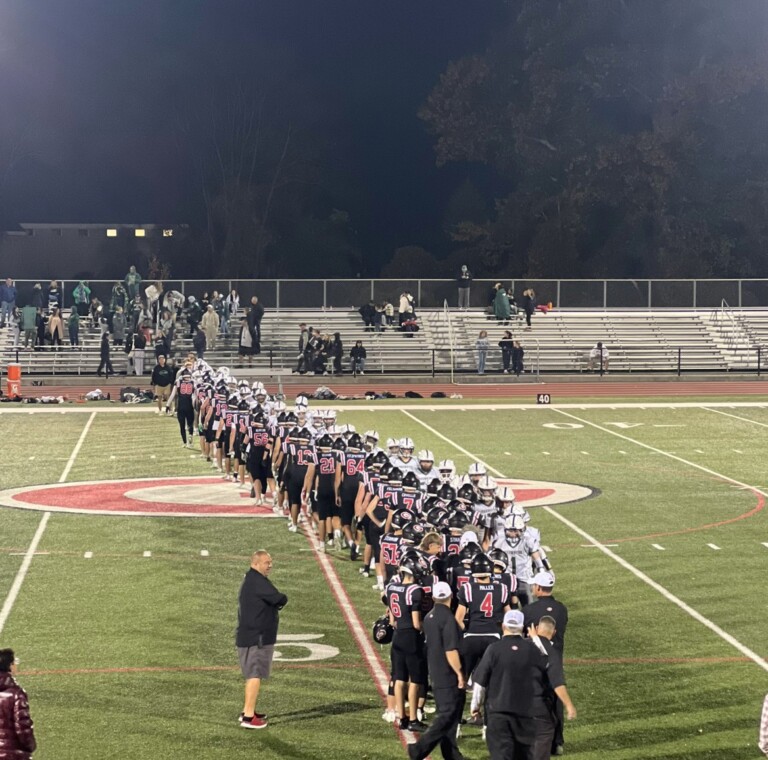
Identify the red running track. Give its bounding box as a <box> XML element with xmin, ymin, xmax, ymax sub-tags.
<box><xmin>15</xmin><ymin>379</ymin><xmax>768</xmax><ymax>400</ymax></box>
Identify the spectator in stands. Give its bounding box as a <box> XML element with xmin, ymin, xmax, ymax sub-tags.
<box><xmin>161</xmin><ymin>288</ymin><xmax>183</xmax><ymax>320</ymax></box>
<box><xmin>21</xmin><ymin>304</ymin><xmax>37</xmax><ymax>348</ymax></box>
<box><xmin>185</xmin><ymin>295</ymin><xmax>202</xmax><ymax>337</ymax></box>
<box><xmin>201</xmin><ymin>304</ymin><xmax>220</xmax><ymax>350</ymax></box>
<box><xmin>224</xmin><ymin>289</ymin><xmax>240</xmax><ymax>336</ymax></box>
<box><xmin>48</xmin><ymin>307</ymin><xmax>64</xmax><ymax>348</ymax></box>
<box><xmin>512</xmin><ymin>340</ymin><xmax>525</xmax><ymax>376</ymax></box>
<box><xmin>499</xmin><ymin>330</ymin><xmax>514</xmax><ymax>374</ymax></box>
<box><xmin>238</xmin><ymin>316</ymin><xmax>255</xmax><ymax>366</ymax></box>
<box><xmin>212</xmin><ymin>291</ymin><xmax>225</xmax><ymax>334</ymax></box>
<box><xmin>160</xmin><ymin>309</ymin><xmax>175</xmax><ymax>345</ymax></box>
<box><xmin>295</xmin><ymin>323</ymin><xmax>309</xmax><ymax>374</ymax></box>
<box><xmin>193</xmin><ymin>326</ymin><xmax>207</xmax><ymax>359</ymax></box>
<box><xmin>350</xmin><ymin>340</ymin><xmax>366</xmax><ymax>374</ymax></box>
<box><xmin>46</xmin><ymin>280</ymin><xmax>61</xmax><ymax>312</ymax></box>
<box><xmin>132</xmin><ymin>329</ymin><xmax>147</xmax><ymax>375</ymax></box>
<box><xmin>0</xmin><ymin>649</ymin><xmax>36</xmax><ymax>760</ymax></box>
<box><xmin>67</xmin><ymin>309</ymin><xmax>80</xmax><ymax>347</ymax></box>
<box><xmin>359</xmin><ymin>300</ymin><xmax>376</xmax><ymax>331</ymax></box>
<box><xmin>588</xmin><ymin>342</ymin><xmax>609</xmax><ymax>373</ymax></box>
<box><xmin>97</xmin><ymin>332</ymin><xmax>114</xmax><ymax>377</ymax></box>
<box><xmin>35</xmin><ymin>310</ymin><xmax>47</xmax><ymax>350</ymax></box>
<box><xmin>457</xmin><ymin>265</ymin><xmax>472</xmax><ymax>309</ymax></box>
<box><xmin>522</xmin><ymin>288</ymin><xmax>535</xmax><ymax>329</ymax></box>
<box><xmin>112</xmin><ymin>306</ymin><xmax>126</xmax><ymax>346</ymax></box>
<box><xmin>90</xmin><ymin>296</ymin><xmax>103</xmax><ymax>329</ymax></box>
<box><xmin>383</xmin><ymin>299</ymin><xmax>394</xmax><ymax>327</ymax></box>
<box><xmin>313</xmin><ymin>334</ymin><xmax>330</xmax><ymax>375</ymax></box>
<box><xmin>373</xmin><ymin>304</ymin><xmax>384</xmax><ymax>333</ymax></box>
<box><xmin>110</xmin><ymin>281</ymin><xmax>128</xmax><ymax>317</ymax></box>
<box><xmin>476</xmin><ymin>330</ymin><xmax>489</xmax><ymax>374</ymax></box>
<box><xmin>71</xmin><ymin>281</ymin><xmax>91</xmax><ymax>317</ymax></box>
<box><xmin>200</xmin><ymin>291</ymin><xmax>210</xmax><ymax>312</ymax></box>
<box><xmin>8</xmin><ymin>306</ymin><xmax>20</xmax><ymax>346</ymax></box>
<box><xmin>151</xmin><ymin>354</ymin><xmax>174</xmax><ymax>414</ymax></box>
<box><xmin>154</xmin><ymin>330</ymin><xmax>170</xmax><ymax>360</ymax></box>
<box><xmin>124</xmin><ymin>265</ymin><xmax>142</xmax><ymax>302</ymax></box>
<box><xmin>30</xmin><ymin>283</ymin><xmax>44</xmax><ymax>311</ymax></box>
<box><xmin>329</xmin><ymin>332</ymin><xmax>343</xmax><ymax>375</ymax></box>
<box><xmin>401</xmin><ymin>313</ymin><xmax>419</xmax><ymax>337</ymax></box>
<box><xmin>248</xmin><ymin>296</ymin><xmax>265</xmax><ymax>342</ymax></box>
<box><xmin>399</xmin><ymin>291</ymin><xmax>415</xmax><ymax>325</ymax></box>
<box><xmin>494</xmin><ymin>284</ymin><xmax>511</xmax><ymax>324</ymax></box>
<box><xmin>0</xmin><ymin>277</ymin><xmax>17</xmax><ymax>328</ymax></box>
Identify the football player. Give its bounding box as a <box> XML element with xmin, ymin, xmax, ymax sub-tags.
<box><xmin>391</xmin><ymin>437</ymin><xmax>419</xmax><ymax>474</ymax></box>
<box><xmin>335</xmin><ymin>432</ymin><xmax>366</xmax><ymax>559</ymax></box>
<box><xmin>285</xmin><ymin>427</ymin><xmax>317</xmax><ymax>533</ymax></box>
<box><xmin>415</xmin><ymin>450</ymin><xmax>441</xmax><ymax>493</ymax></box>
<box><xmin>379</xmin><ymin>510</ymin><xmax>414</xmax><ymax>582</ymax></box>
<box><xmin>363</xmin><ymin>429</ymin><xmax>382</xmax><ymax>454</ymax></box>
<box><xmin>494</xmin><ymin>514</ymin><xmax>552</xmax><ymax>607</ymax></box>
<box><xmin>385</xmin><ymin>557</ymin><xmax>427</xmax><ymax>732</ymax></box>
<box><xmin>313</xmin><ymin>434</ymin><xmax>337</xmax><ymax>550</ymax></box>
<box><xmin>244</xmin><ymin>406</ymin><xmax>271</xmax><ymax>505</ymax></box>
<box><xmin>386</xmin><ymin>437</ymin><xmax>400</xmax><ymax>458</ymax></box>
<box><xmin>437</xmin><ymin>459</ymin><xmax>458</xmax><ymax>487</ymax></box>
<box><xmin>166</xmin><ymin>366</ymin><xmax>196</xmax><ymax>448</ymax></box>
<box><xmin>488</xmin><ymin>547</ymin><xmax>519</xmax><ymax>608</ymax></box>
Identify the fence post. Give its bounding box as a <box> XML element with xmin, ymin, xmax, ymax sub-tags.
<box><xmin>322</xmin><ymin>280</ymin><xmax>327</xmax><ymax>309</ymax></box>
<box><xmin>677</xmin><ymin>347</ymin><xmax>681</xmax><ymax>377</ymax></box>
<box><xmin>181</xmin><ymin>280</ymin><xmax>186</xmax><ymax>297</ymax></box>
<box><xmin>692</xmin><ymin>280</ymin><xmax>697</xmax><ymax>309</ymax></box>
<box><xmin>370</xmin><ymin>280</ymin><xmax>375</xmax><ymax>302</ymax></box>
<box><xmin>648</xmin><ymin>280</ymin><xmax>653</xmax><ymax>309</ymax></box>
<box><xmin>556</xmin><ymin>280</ymin><xmax>561</xmax><ymax>309</ymax></box>
<box><xmin>417</xmin><ymin>280</ymin><xmax>422</xmax><ymax>307</ymax></box>
<box><xmin>599</xmin><ymin>347</ymin><xmax>604</xmax><ymax>377</ymax></box>
<box><xmin>603</xmin><ymin>280</ymin><xmax>607</xmax><ymax>309</ymax></box>
<box><xmin>432</xmin><ymin>349</ymin><xmax>435</xmax><ymax>378</ymax></box>
<box><xmin>758</xmin><ymin>346</ymin><xmax>761</xmax><ymax>377</ymax></box>
<box><xmin>269</xmin><ymin>347</ymin><xmax>273</xmax><ymax>370</ymax></box>
<box><xmin>276</xmin><ymin>281</ymin><xmax>280</xmax><ymax>311</ymax></box>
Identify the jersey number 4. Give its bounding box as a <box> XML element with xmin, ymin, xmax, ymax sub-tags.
<box><xmin>479</xmin><ymin>592</ymin><xmax>494</xmax><ymax>618</ymax></box>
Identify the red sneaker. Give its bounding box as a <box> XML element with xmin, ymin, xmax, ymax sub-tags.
<box><xmin>240</xmin><ymin>715</ymin><xmax>268</xmax><ymax>729</ymax></box>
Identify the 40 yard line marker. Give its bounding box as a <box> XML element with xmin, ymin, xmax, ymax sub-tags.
<box><xmin>401</xmin><ymin>408</ymin><xmax>768</xmax><ymax>674</ymax></box>
<box><xmin>0</xmin><ymin>410</ymin><xmax>96</xmax><ymax>635</ymax></box>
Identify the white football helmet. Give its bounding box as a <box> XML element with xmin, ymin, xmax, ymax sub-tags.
<box><xmin>387</xmin><ymin>437</ymin><xmax>400</xmax><ymax>454</ymax></box>
<box><xmin>468</xmin><ymin>462</ymin><xmax>487</xmax><ymax>478</ymax></box>
<box><xmin>477</xmin><ymin>476</ymin><xmax>498</xmax><ymax>505</ymax></box>
<box><xmin>438</xmin><ymin>459</ymin><xmax>456</xmax><ymax>482</ymax></box>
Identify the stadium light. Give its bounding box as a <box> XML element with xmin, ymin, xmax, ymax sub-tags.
<box><xmin>162</xmin><ymin>229</ymin><xmax>173</xmax><ymax>237</ymax></box>
<box><xmin>134</xmin><ymin>229</ymin><xmax>146</xmax><ymax>238</ymax></box>
<box><xmin>106</xmin><ymin>228</ymin><xmax>117</xmax><ymax>237</ymax></box>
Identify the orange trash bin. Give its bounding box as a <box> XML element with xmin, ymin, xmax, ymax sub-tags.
<box><xmin>6</xmin><ymin>363</ymin><xmax>21</xmax><ymax>398</ymax></box>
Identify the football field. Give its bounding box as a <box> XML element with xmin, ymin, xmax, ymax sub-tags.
<box><xmin>1</xmin><ymin>399</ymin><xmax>767</xmax><ymax>759</ymax></box>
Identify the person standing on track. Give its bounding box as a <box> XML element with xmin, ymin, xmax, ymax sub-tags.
<box><xmin>236</xmin><ymin>551</ymin><xmax>288</xmax><ymax>730</ymax></box>
<box><xmin>151</xmin><ymin>354</ymin><xmax>174</xmax><ymax>415</ymax></box>
<box><xmin>166</xmin><ymin>367</ymin><xmax>196</xmax><ymax>447</ymax></box>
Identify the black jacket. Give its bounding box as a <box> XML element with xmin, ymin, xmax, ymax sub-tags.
<box><xmin>151</xmin><ymin>364</ymin><xmax>174</xmax><ymax>387</ymax></box>
<box><xmin>192</xmin><ymin>330</ymin><xmax>206</xmax><ymax>353</ymax></box>
<box><xmin>236</xmin><ymin>569</ymin><xmax>288</xmax><ymax>647</ymax></box>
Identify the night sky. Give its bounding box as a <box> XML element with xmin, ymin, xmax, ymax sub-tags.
<box><xmin>0</xmin><ymin>1</ymin><xmax>507</xmax><ymax>265</ymax></box>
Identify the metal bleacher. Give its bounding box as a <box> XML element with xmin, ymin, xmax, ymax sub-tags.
<box><xmin>2</xmin><ymin>307</ymin><xmax>768</xmax><ymax>377</ymax></box>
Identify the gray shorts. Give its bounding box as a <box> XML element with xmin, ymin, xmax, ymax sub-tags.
<box><xmin>237</xmin><ymin>645</ymin><xmax>275</xmax><ymax>680</ymax></box>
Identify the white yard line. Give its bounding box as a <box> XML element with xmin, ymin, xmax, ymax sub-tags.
<box><xmin>402</xmin><ymin>408</ymin><xmax>768</xmax><ymax>674</ymax></box>
<box><xmin>0</xmin><ymin>411</ymin><xmax>96</xmax><ymax>635</ymax></box>
<box><xmin>703</xmin><ymin>406</ymin><xmax>768</xmax><ymax>429</ymax></box>
<box><xmin>707</xmin><ymin>544</ymin><xmax>721</xmax><ymax>551</ymax></box>
<box><xmin>652</xmin><ymin>544</ymin><xmax>666</xmax><ymax>551</ymax></box>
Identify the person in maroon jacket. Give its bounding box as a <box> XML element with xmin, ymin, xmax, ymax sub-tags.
<box><xmin>0</xmin><ymin>649</ymin><xmax>36</xmax><ymax>759</ymax></box>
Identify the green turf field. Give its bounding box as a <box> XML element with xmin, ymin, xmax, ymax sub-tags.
<box><xmin>1</xmin><ymin>401</ymin><xmax>767</xmax><ymax>759</ymax></box>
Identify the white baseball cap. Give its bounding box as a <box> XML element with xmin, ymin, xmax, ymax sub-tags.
<box><xmin>503</xmin><ymin>610</ymin><xmax>525</xmax><ymax>628</ymax></box>
<box><xmin>530</xmin><ymin>571</ymin><xmax>555</xmax><ymax>588</ymax></box>
<box><xmin>432</xmin><ymin>582</ymin><xmax>452</xmax><ymax>600</ymax></box>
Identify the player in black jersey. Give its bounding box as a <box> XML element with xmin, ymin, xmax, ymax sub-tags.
<box><xmin>386</xmin><ymin>557</ymin><xmax>427</xmax><ymax>732</ymax></box>
<box><xmin>285</xmin><ymin>427</ymin><xmax>317</xmax><ymax>533</ymax></box>
<box><xmin>313</xmin><ymin>434</ymin><xmax>337</xmax><ymax>551</ymax></box>
<box><xmin>488</xmin><ymin>547</ymin><xmax>519</xmax><ymax>609</ymax></box>
<box><xmin>455</xmin><ymin>553</ymin><xmax>512</xmax><ymax>683</ymax></box>
<box><xmin>244</xmin><ymin>407</ymin><xmax>271</xmax><ymax>505</ymax></box>
<box><xmin>379</xmin><ymin>510</ymin><xmax>414</xmax><ymax>582</ymax></box>
<box><xmin>335</xmin><ymin>433</ymin><xmax>366</xmax><ymax>560</ymax></box>
<box><xmin>166</xmin><ymin>367</ymin><xmax>196</xmax><ymax>447</ymax></box>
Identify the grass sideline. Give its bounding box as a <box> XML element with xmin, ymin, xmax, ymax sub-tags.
<box><xmin>0</xmin><ymin>404</ymin><xmax>767</xmax><ymax>758</ymax></box>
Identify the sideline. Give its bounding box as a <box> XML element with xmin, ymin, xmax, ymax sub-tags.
<box><xmin>402</xmin><ymin>409</ymin><xmax>768</xmax><ymax>674</ymax></box>
<box><xmin>0</xmin><ymin>411</ymin><xmax>96</xmax><ymax>635</ymax></box>
<box><xmin>702</xmin><ymin>406</ymin><xmax>768</xmax><ymax>429</ymax></box>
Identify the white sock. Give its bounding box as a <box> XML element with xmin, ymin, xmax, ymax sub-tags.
<box><xmin>376</xmin><ymin>574</ymin><xmax>384</xmax><ymax>589</ymax></box>
<box><xmin>334</xmin><ymin>529</ymin><xmax>341</xmax><ymax>540</ymax></box>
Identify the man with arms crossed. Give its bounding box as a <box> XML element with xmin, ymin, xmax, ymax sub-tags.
<box><xmin>236</xmin><ymin>551</ymin><xmax>288</xmax><ymax>729</ymax></box>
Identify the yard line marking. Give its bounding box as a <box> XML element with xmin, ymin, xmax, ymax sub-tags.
<box><xmin>200</xmin><ymin>550</ymin><xmax>209</xmax><ymax>557</ymax></box>
<box><xmin>84</xmin><ymin>551</ymin><xmax>93</xmax><ymax>559</ymax></box>
<box><xmin>504</xmin><ymin>451</ymin><xmax>512</xmax><ymax>456</ymax></box>
<box><xmin>580</xmin><ymin>544</ymin><xmax>618</xmax><ymax>548</ymax></box>
<box><xmin>704</xmin><ymin>406</ymin><xmax>768</xmax><ymax>429</ymax></box>
<box><xmin>542</xmin><ymin>451</ymin><xmax>550</xmax><ymax>456</ymax></box>
<box><xmin>403</xmin><ymin>409</ymin><xmax>768</xmax><ymax>674</ymax></box>
<box><xmin>300</xmin><ymin>524</ymin><xmax>410</xmax><ymax>749</ymax></box>
<box><xmin>542</xmin><ymin>545</ymin><xmax>552</xmax><ymax>553</ymax></box>
<box><xmin>762</xmin><ymin>543</ymin><xmax>768</xmax><ymax>549</ymax></box>
<box><xmin>27</xmin><ymin>456</ymin><xmax>35</xmax><ymax>461</ymax></box>
<box><xmin>694</xmin><ymin>449</ymin><xmax>704</xmax><ymax>454</ymax></box>
<box><xmin>8</xmin><ymin>552</ymin><xmax>49</xmax><ymax>556</ymax></box>
<box><xmin>618</xmin><ymin>450</ymin><xmax>627</xmax><ymax>455</ymax></box>
<box><xmin>652</xmin><ymin>544</ymin><xmax>665</xmax><ymax>551</ymax></box>
<box><xmin>654</xmin><ymin>424</ymin><xmax>685</xmax><ymax>428</ymax></box>
<box><xmin>580</xmin><ymin>451</ymin><xmax>589</xmax><ymax>455</ymax></box>
<box><xmin>0</xmin><ymin>410</ymin><xmax>96</xmax><ymax>636</ymax></box>
<box><xmin>707</xmin><ymin>543</ymin><xmax>721</xmax><ymax>551</ymax></box>
<box><xmin>733</xmin><ymin>449</ymin><xmax>743</xmax><ymax>454</ymax></box>
<box><xmin>143</xmin><ymin>551</ymin><xmax>152</xmax><ymax>558</ymax></box>
<box><xmin>0</xmin><ymin>514</ymin><xmax>50</xmax><ymax>635</ymax></box>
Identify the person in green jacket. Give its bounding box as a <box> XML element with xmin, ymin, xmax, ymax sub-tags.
<box><xmin>72</xmin><ymin>281</ymin><xmax>91</xmax><ymax>317</ymax></box>
<box><xmin>494</xmin><ymin>284</ymin><xmax>511</xmax><ymax>323</ymax></box>
<box><xmin>67</xmin><ymin>310</ymin><xmax>80</xmax><ymax>347</ymax></box>
<box><xmin>124</xmin><ymin>265</ymin><xmax>142</xmax><ymax>301</ymax></box>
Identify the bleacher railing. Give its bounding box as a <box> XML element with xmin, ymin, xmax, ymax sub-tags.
<box><xmin>7</xmin><ymin>278</ymin><xmax>768</xmax><ymax>310</ymax></box>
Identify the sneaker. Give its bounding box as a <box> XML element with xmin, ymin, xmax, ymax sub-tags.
<box><xmin>397</xmin><ymin>717</ymin><xmax>409</xmax><ymax>731</ymax></box>
<box><xmin>552</xmin><ymin>746</ymin><xmax>564</xmax><ymax>756</ymax></box>
<box><xmin>318</xmin><ymin>542</ymin><xmax>325</xmax><ymax>553</ymax></box>
<box><xmin>456</xmin><ymin>724</ymin><xmax>462</xmax><ymax>739</ymax></box>
<box><xmin>372</xmin><ymin>582</ymin><xmax>384</xmax><ymax>590</ymax></box>
<box><xmin>240</xmin><ymin>715</ymin><xmax>267</xmax><ymax>730</ymax></box>
<box><xmin>250</xmin><ymin>487</ymin><xmax>256</xmax><ymax>498</ymax></box>
<box><xmin>349</xmin><ymin>543</ymin><xmax>358</xmax><ymax>561</ymax></box>
<box><xmin>288</xmin><ymin>524</ymin><xmax>298</xmax><ymax>533</ymax></box>
<box><xmin>408</xmin><ymin>719</ymin><xmax>428</xmax><ymax>733</ymax></box>
<box><xmin>381</xmin><ymin>709</ymin><xmax>396</xmax><ymax>723</ymax></box>
<box><xmin>361</xmin><ymin>568</ymin><xmax>370</xmax><ymax>577</ymax></box>
<box><xmin>239</xmin><ymin>712</ymin><xmax>267</xmax><ymax>721</ymax></box>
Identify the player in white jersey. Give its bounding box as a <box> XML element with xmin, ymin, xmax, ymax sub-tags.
<box><xmin>415</xmin><ymin>450</ymin><xmax>440</xmax><ymax>493</ymax></box>
<box><xmin>363</xmin><ymin>430</ymin><xmax>383</xmax><ymax>455</ymax></box>
<box><xmin>389</xmin><ymin>437</ymin><xmax>419</xmax><ymax>475</ymax></box>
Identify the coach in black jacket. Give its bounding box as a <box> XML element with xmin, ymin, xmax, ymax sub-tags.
<box><xmin>236</xmin><ymin>551</ymin><xmax>288</xmax><ymax>729</ymax></box>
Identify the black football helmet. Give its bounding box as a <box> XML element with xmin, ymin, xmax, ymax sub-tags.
<box><xmin>401</xmin><ymin>522</ymin><xmax>426</xmax><ymax>544</ymax></box>
<box><xmin>402</xmin><ymin>472</ymin><xmax>420</xmax><ymax>492</ymax></box>
<box><xmin>294</xmin><ymin>427</ymin><xmax>313</xmax><ymax>442</ymax></box>
<box><xmin>425</xmin><ymin>506</ymin><xmax>448</xmax><ymax>529</ymax></box>
<box><xmin>426</xmin><ymin>479</ymin><xmax>440</xmax><ymax>496</ymax></box>
<box><xmin>347</xmin><ymin>433</ymin><xmax>363</xmax><ymax>451</ymax></box>
<box><xmin>379</xmin><ymin>462</ymin><xmax>392</xmax><ymax>481</ymax></box>
<box><xmin>457</xmin><ymin>482</ymin><xmax>477</xmax><ymax>504</ymax></box>
<box><xmin>447</xmin><ymin>511</ymin><xmax>469</xmax><ymax>531</ymax></box>
<box><xmin>316</xmin><ymin>434</ymin><xmax>333</xmax><ymax>452</ymax></box>
<box><xmin>391</xmin><ymin>510</ymin><xmax>415</xmax><ymax>531</ymax></box>
<box><xmin>372</xmin><ymin>615</ymin><xmax>393</xmax><ymax>645</ymax></box>
<box><xmin>458</xmin><ymin>543</ymin><xmax>480</xmax><ymax>566</ymax></box>
<box><xmin>388</xmin><ymin>467</ymin><xmax>404</xmax><ymax>484</ymax></box>
<box><xmin>470</xmin><ymin>553</ymin><xmax>493</xmax><ymax>577</ymax></box>
<box><xmin>488</xmin><ymin>547</ymin><xmax>509</xmax><ymax>572</ymax></box>
<box><xmin>331</xmin><ymin>437</ymin><xmax>347</xmax><ymax>451</ymax></box>
<box><xmin>437</xmin><ymin>483</ymin><xmax>456</xmax><ymax>502</ymax></box>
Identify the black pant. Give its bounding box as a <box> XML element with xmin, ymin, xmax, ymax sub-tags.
<box><xmin>97</xmin><ymin>358</ymin><xmax>114</xmax><ymax>376</ymax></box>
<box><xmin>502</xmin><ymin>350</ymin><xmax>511</xmax><ymax>371</ymax></box>
<box><xmin>525</xmin><ymin>310</ymin><xmax>532</xmax><ymax>327</ymax></box>
<box><xmin>531</xmin><ymin>713</ymin><xmax>556</xmax><ymax>760</ymax></box>
<box><xmin>178</xmin><ymin>407</ymin><xmax>194</xmax><ymax>443</ymax></box>
<box><xmin>486</xmin><ymin>712</ymin><xmax>535</xmax><ymax>760</ymax></box>
<box><xmin>409</xmin><ymin>686</ymin><xmax>465</xmax><ymax>760</ymax></box>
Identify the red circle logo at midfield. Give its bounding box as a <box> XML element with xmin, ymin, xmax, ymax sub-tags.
<box><xmin>0</xmin><ymin>477</ymin><xmax>597</xmax><ymax>518</ymax></box>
